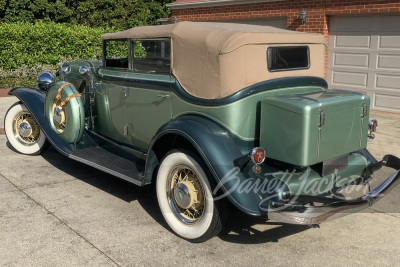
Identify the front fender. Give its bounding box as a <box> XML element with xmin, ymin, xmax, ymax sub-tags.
<box><xmin>8</xmin><ymin>87</ymin><xmax>73</xmax><ymax>156</ymax></box>
<box><xmin>146</xmin><ymin>115</ymin><xmax>287</xmax><ymax>216</ymax></box>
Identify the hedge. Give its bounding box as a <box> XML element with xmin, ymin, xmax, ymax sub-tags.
<box><xmin>0</xmin><ymin>21</ymin><xmax>117</xmax><ymax>71</ymax></box>
<box><xmin>0</xmin><ymin>21</ymin><xmax>121</xmax><ymax>88</ymax></box>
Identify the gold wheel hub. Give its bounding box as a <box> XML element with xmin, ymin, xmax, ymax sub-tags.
<box><xmin>14</xmin><ymin>113</ymin><xmax>40</xmax><ymax>145</ymax></box>
<box><xmin>52</xmin><ymin>99</ymin><xmax>66</xmax><ymax>133</ymax></box>
<box><xmin>170</xmin><ymin>167</ymin><xmax>205</xmax><ymax>222</ymax></box>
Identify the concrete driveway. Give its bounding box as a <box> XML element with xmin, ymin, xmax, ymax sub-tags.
<box><xmin>1</xmin><ymin>95</ymin><xmax>400</xmax><ymax>266</ymax></box>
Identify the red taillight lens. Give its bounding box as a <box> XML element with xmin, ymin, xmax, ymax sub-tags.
<box><xmin>369</xmin><ymin>119</ymin><xmax>378</xmax><ymax>132</ymax></box>
<box><xmin>250</xmin><ymin>147</ymin><xmax>265</xmax><ymax>164</ymax></box>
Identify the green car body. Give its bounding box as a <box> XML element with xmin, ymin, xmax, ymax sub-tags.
<box><xmin>7</xmin><ymin>22</ymin><xmax>400</xmax><ymax>241</ymax></box>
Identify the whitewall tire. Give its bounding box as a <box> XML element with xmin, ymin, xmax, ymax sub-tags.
<box><xmin>4</xmin><ymin>102</ymin><xmax>48</xmax><ymax>155</ymax></box>
<box><xmin>156</xmin><ymin>150</ymin><xmax>228</xmax><ymax>242</ymax></box>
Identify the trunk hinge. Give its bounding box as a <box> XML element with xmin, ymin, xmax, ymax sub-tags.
<box><xmin>317</xmin><ymin>105</ymin><xmax>324</xmax><ymax>162</ymax></box>
<box><xmin>360</xmin><ymin>102</ymin><xmax>367</xmax><ymax>148</ymax></box>
<box><xmin>318</xmin><ymin>109</ymin><xmax>325</xmax><ymax>127</ymax></box>
<box><xmin>361</xmin><ymin>103</ymin><xmax>368</xmax><ymax>118</ymax></box>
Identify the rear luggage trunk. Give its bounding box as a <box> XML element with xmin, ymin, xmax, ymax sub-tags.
<box><xmin>260</xmin><ymin>90</ymin><xmax>370</xmax><ymax>167</ymax></box>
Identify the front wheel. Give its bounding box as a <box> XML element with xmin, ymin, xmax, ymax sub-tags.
<box><xmin>4</xmin><ymin>102</ymin><xmax>48</xmax><ymax>155</ymax></box>
<box><xmin>156</xmin><ymin>150</ymin><xmax>228</xmax><ymax>242</ymax></box>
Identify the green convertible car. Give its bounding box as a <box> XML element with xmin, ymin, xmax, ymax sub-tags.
<box><xmin>5</xmin><ymin>22</ymin><xmax>400</xmax><ymax>242</ymax></box>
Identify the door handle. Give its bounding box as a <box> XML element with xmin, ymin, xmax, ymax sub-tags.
<box><xmin>157</xmin><ymin>94</ymin><xmax>170</xmax><ymax>99</ymax></box>
<box><xmin>122</xmin><ymin>88</ymin><xmax>128</xmax><ymax>98</ymax></box>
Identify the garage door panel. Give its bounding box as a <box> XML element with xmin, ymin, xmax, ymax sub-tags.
<box><xmin>335</xmin><ymin>35</ymin><xmax>370</xmax><ymax>48</ymax></box>
<box><xmin>378</xmin><ymin>16</ymin><xmax>400</xmax><ymax>31</ymax></box>
<box><xmin>332</xmin><ymin>16</ymin><xmax>374</xmax><ymax>32</ymax></box>
<box><xmin>332</xmin><ymin>71</ymin><xmax>368</xmax><ymax>87</ymax></box>
<box><xmin>377</xmin><ymin>55</ymin><xmax>400</xmax><ymax>70</ymax></box>
<box><xmin>376</xmin><ymin>74</ymin><xmax>400</xmax><ymax>90</ymax></box>
<box><xmin>379</xmin><ymin>36</ymin><xmax>400</xmax><ymax>49</ymax></box>
<box><xmin>334</xmin><ymin>53</ymin><xmax>369</xmax><ymax>68</ymax></box>
<box><xmin>374</xmin><ymin>94</ymin><xmax>400</xmax><ymax>111</ymax></box>
<box><xmin>328</xmin><ymin>15</ymin><xmax>400</xmax><ymax>113</ymax></box>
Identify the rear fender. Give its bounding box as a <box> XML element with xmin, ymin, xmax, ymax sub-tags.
<box><xmin>146</xmin><ymin>115</ymin><xmax>287</xmax><ymax>216</ymax></box>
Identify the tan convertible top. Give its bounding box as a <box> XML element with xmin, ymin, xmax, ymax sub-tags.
<box><xmin>102</xmin><ymin>22</ymin><xmax>327</xmax><ymax>99</ymax></box>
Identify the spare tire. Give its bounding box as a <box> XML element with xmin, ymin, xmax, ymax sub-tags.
<box><xmin>45</xmin><ymin>81</ymin><xmax>85</xmax><ymax>143</ymax></box>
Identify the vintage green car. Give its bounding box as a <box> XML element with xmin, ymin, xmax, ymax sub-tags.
<box><xmin>5</xmin><ymin>22</ymin><xmax>400</xmax><ymax>242</ymax></box>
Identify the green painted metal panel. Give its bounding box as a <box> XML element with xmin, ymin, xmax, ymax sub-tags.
<box><xmin>260</xmin><ymin>91</ymin><xmax>370</xmax><ymax>166</ymax></box>
<box><xmin>94</xmin><ymin>69</ymin><xmax>131</xmax><ymax>144</ymax></box>
<box><xmin>171</xmin><ymin>84</ymin><xmax>325</xmax><ymax>148</ymax></box>
<box><xmin>126</xmin><ymin>88</ymin><xmax>172</xmax><ymax>150</ymax></box>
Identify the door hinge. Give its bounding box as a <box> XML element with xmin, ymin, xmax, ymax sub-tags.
<box><xmin>124</xmin><ymin>125</ymin><xmax>129</xmax><ymax>136</ymax></box>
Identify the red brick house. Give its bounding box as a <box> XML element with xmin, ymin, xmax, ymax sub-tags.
<box><xmin>165</xmin><ymin>0</ymin><xmax>400</xmax><ymax>113</ymax></box>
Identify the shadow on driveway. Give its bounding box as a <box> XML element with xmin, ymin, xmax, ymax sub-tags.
<box><xmin>5</xmin><ymin>140</ymin><xmax>309</xmax><ymax>244</ymax></box>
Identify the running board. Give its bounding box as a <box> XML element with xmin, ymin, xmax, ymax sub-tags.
<box><xmin>70</xmin><ymin>147</ymin><xmax>145</xmax><ymax>186</ymax></box>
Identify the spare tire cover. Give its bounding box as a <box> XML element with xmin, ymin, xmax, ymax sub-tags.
<box><xmin>45</xmin><ymin>81</ymin><xmax>85</xmax><ymax>143</ymax></box>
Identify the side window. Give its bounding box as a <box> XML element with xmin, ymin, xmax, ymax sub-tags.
<box><xmin>104</xmin><ymin>40</ymin><xmax>129</xmax><ymax>69</ymax></box>
<box><xmin>267</xmin><ymin>46</ymin><xmax>310</xmax><ymax>72</ymax></box>
<box><xmin>132</xmin><ymin>39</ymin><xmax>171</xmax><ymax>73</ymax></box>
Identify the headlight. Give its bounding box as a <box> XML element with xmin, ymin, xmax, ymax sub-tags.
<box><xmin>37</xmin><ymin>72</ymin><xmax>55</xmax><ymax>91</ymax></box>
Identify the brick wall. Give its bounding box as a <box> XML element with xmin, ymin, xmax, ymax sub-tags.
<box><xmin>171</xmin><ymin>0</ymin><xmax>400</xmax><ymax>75</ymax></box>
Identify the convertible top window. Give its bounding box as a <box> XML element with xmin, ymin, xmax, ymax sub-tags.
<box><xmin>267</xmin><ymin>46</ymin><xmax>310</xmax><ymax>72</ymax></box>
<box><xmin>104</xmin><ymin>40</ymin><xmax>129</xmax><ymax>69</ymax></box>
<box><xmin>132</xmin><ymin>39</ymin><xmax>171</xmax><ymax>73</ymax></box>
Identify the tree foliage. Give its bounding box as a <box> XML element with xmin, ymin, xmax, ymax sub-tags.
<box><xmin>1</xmin><ymin>0</ymin><xmax>173</xmax><ymax>29</ymax></box>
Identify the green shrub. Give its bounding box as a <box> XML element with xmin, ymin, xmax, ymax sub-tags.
<box><xmin>0</xmin><ymin>21</ymin><xmax>115</xmax><ymax>71</ymax></box>
<box><xmin>0</xmin><ymin>64</ymin><xmax>57</xmax><ymax>88</ymax></box>
<box><xmin>0</xmin><ymin>22</ymin><xmax>118</xmax><ymax>88</ymax></box>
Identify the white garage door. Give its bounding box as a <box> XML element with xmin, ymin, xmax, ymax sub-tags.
<box><xmin>327</xmin><ymin>15</ymin><xmax>400</xmax><ymax>113</ymax></box>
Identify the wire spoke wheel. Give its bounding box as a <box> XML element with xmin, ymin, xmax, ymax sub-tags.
<box><xmin>13</xmin><ymin>112</ymin><xmax>41</xmax><ymax>146</ymax></box>
<box><xmin>156</xmin><ymin>150</ymin><xmax>228</xmax><ymax>242</ymax></box>
<box><xmin>167</xmin><ymin>166</ymin><xmax>205</xmax><ymax>224</ymax></box>
<box><xmin>5</xmin><ymin>103</ymin><xmax>48</xmax><ymax>155</ymax></box>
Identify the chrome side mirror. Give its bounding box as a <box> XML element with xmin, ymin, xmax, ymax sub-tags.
<box><xmin>37</xmin><ymin>72</ymin><xmax>55</xmax><ymax>91</ymax></box>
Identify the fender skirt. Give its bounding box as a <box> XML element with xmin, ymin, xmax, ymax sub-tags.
<box><xmin>147</xmin><ymin>115</ymin><xmax>287</xmax><ymax>216</ymax></box>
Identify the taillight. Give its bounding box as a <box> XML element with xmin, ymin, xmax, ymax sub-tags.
<box><xmin>250</xmin><ymin>147</ymin><xmax>265</xmax><ymax>164</ymax></box>
<box><xmin>369</xmin><ymin>119</ymin><xmax>378</xmax><ymax>132</ymax></box>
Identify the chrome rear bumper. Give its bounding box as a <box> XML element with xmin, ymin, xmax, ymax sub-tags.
<box><xmin>267</xmin><ymin>155</ymin><xmax>400</xmax><ymax>225</ymax></box>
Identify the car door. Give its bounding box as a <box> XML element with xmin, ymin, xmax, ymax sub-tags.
<box><xmin>94</xmin><ymin>39</ymin><xmax>132</xmax><ymax>145</ymax></box>
<box><xmin>125</xmin><ymin>39</ymin><xmax>173</xmax><ymax>150</ymax></box>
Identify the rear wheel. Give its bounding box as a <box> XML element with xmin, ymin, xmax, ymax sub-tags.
<box><xmin>156</xmin><ymin>150</ymin><xmax>228</xmax><ymax>242</ymax></box>
<box><xmin>4</xmin><ymin>103</ymin><xmax>48</xmax><ymax>155</ymax></box>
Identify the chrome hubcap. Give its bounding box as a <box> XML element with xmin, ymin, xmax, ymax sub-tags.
<box><xmin>53</xmin><ymin>107</ymin><xmax>63</xmax><ymax>125</ymax></box>
<box><xmin>18</xmin><ymin>122</ymin><xmax>32</xmax><ymax>138</ymax></box>
<box><xmin>174</xmin><ymin>182</ymin><xmax>195</xmax><ymax>209</ymax></box>
<box><xmin>52</xmin><ymin>99</ymin><xmax>66</xmax><ymax>133</ymax></box>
